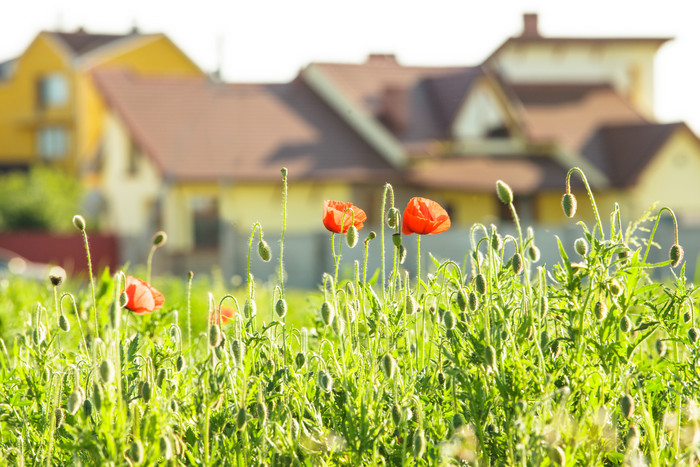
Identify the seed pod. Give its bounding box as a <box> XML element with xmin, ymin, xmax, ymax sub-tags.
<box><xmin>443</xmin><ymin>311</ymin><xmax>456</xmax><ymax>330</ymax></box>
<box><xmin>157</xmin><ymin>368</ymin><xmax>167</xmax><ymax>388</ymax></box>
<box><xmin>561</xmin><ymin>193</ymin><xmax>577</xmax><ymax>218</ymax></box>
<box><xmin>209</xmin><ymin>324</ymin><xmax>222</xmax><ymax>348</ymax></box>
<box><xmin>295</xmin><ymin>351</ymin><xmax>306</xmax><ymax>368</ymax></box>
<box><xmin>381</xmin><ymin>354</ymin><xmax>397</xmax><ymax>379</ymax></box>
<box><xmin>72</xmin><ymin>214</ymin><xmax>86</xmax><ymax>231</ymax></box>
<box><xmin>58</xmin><ymin>314</ymin><xmax>70</xmax><ymax>332</ymax></box>
<box><xmin>92</xmin><ymin>383</ymin><xmax>103</xmax><ymax>412</ymax></box>
<box><xmin>412</xmin><ymin>429</ymin><xmax>426</xmax><ymax>458</ymax></box>
<box><xmin>574</xmin><ymin>237</ymin><xmax>588</xmax><ymax>256</ymax></box>
<box><xmin>55</xmin><ymin>407</ymin><xmax>65</xmax><ymax>428</ymax></box>
<box><xmin>594</xmin><ymin>301</ymin><xmax>607</xmax><ymax>321</ymax></box>
<box><xmin>83</xmin><ymin>399</ymin><xmax>93</xmax><ymax>418</ymax></box>
<box><xmin>620</xmin><ymin>394</ymin><xmax>635</xmax><ymax>419</ymax></box>
<box><xmin>275</xmin><ymin>298</ymin><xmax>288</xmax><ymax>318</ymax></box>
<box><xmin>141</xmin><ymin>381</ymin><xmax>152</xmax><ymax>404</ymax></box>
<box><xmin>243</xmin><ymin>299</ymin><xmax>256</xmax><ymax>319</ymax></box>
<box><xmin>67</xmin><ymin>390</ymin><xmax>83</xmax><ymax>415</ymax></box>
<box><xmin>392</xmin><ymin>233</ymin><xmax>402</xmax><ymax>248</ymax></box>
<box><xmin>176</xmin><ymin>355</ymin><xmax>186</xmax><ymax>373</ymax></box>
<box><xmin>655</xmin><ymin>339</ymin><xmax>666</xmax><ymax>357</ymax></box>
<box><xmin>468</xmin><ymin>291</ymin><xmax>478</xmax><ymax>311</ymax></box>
<box><xmin>236</xmin><ymin>407</ymin><xmax>247</xmax><ymax>430</ymax></box>
<box><xmin>160</xmin><ymin>435</ymin><xmax>173</xmax><ymax>460</ymax></box>
<box><xmin>609</xmin><ymin>279</ymin><xmax>623</xmax><ymax>297</ymax></box>
<box><xmin>484</xmin><ymin>345</ymin><xmax>497</xmax><ymax>369</ymax></box>
<box><xmin>511</xmin><ymin>253</ymin><xmax>523</xmax><ymax>275</ymax></box>
<box><xmin>129</xmin><ymin>440</ymin><xmax>144</xmax><ymax>464</ymax></box>
<box><xmin>549</xmin><ymin>446</ymin><xmax>566</xmax><ymax>466</ymax></box>
<box><xmin>405</xmin><ymin>296</ymin><xmax>418</xmax><ymax>315</ymax></box>
<box><xmin>620</xmin><ymin>315</ymin><xmax>632</xmax><ymax>333</ymax></box>
<box><xmin>456</xmin><ymin>289</ymin><xmax>467</xmax><ymax>312</ymax></box>
<box><xmin>391</xmin><ymin>404</ymin><xmax>402</xmax><ymax>425</ymax></box>
<box><xmin>474</xmin><ymin>273</ymin><xmax>487</xmax><ymax>295</ymax></box>
<box><xmin>321</xmin><ymin>301</ymin><xmax>335</xmax><ymax>326</ymax></box>
<box><xmin>528</xmin><ymin>245</ymin><xmax>541</xmax><ymax>263</ymax></box>
<box><xmin>688</xmin><ymin>327</ymin><xmax>700</xmax><ymax>345</ymax></box>
<box><xmin>669</xmin><ymin>244</ymin><xmax>684</xmax><ymax>268</ymax></box>
<box><xmin>232</xmin><ymin>339</ymin><xmax>244</xmax><ymax>365</ymax></box>
<box><xmin>152</xmin><ymin>231</ymin><xmax>168</xmax><ymax>247</ymax></box>
<box><xmin>258</xmin><ymin>239</ymin><xmax>272</xmax><ymax>262</ymax></box>
<box><xmin>346</xmin><ymin>225</ymin><xmax>358</xmax><ymax>248</ymax></box>
<box><xmin>387</xmin><ymin>207</ymin><xmax>400</xmax><ymax>229</ymax></box>
<box><xmin>496</xmin><ymin>180</ymin><xmax>514</xmax><ymax>205</ymax></box>
<box><xmin>626</xmin><ymin>425</ymin><xmax>640</xmax><ymax>451</ymax></box>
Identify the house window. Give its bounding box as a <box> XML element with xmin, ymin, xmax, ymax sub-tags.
<box><xmin>192</xmin><ymin>196</ymin><xmax>219</xmax><ymax>249</ymax></box>
<box><xmin>36</xmin><ymin>126</ymin><xmax>68</xmax><ymax>160</ymax></box>
<box><xmin>37</xmin><ymin>73</ymin><xmax>69</xmax><ymax>108</ymax></box>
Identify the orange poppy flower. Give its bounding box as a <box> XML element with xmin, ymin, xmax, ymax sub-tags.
<box><xmin>402</xmin><ymin>197</ymin><xmax>451</xmax><ymax>235</ymax></box>
<box><xmin>322</xmin><ymin>200</ymin><xmax>367</xmax><ymax>234</ymax></box>
<box><xmin>210</xmin><ymin>306</ymin><xmax>236</xmax><ymax>325</ymax></box>
<box><xmin>123</xmin><ymin>275</ymin><xmax>165</xmax><ymax>315</ymax></box>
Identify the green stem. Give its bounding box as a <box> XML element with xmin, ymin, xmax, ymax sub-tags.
<box><xmin>642</xmin><ymin>207</ymin><xmax>679</xmax><ymax>263</ymax></box>
<box><xmin>566</xmin><ymin>167</ymin><xmax>605</xmax><ymax>240</ymax></box>
<box><xmin>81</xmin><ymin>229</ymin><xmax>99</xmax><ymax>341</ymax></box>
<box><xmin>280</xmin><ymin>168</ymin><xmax>288</xmax><ymax>297</ymax></box>
<box><xmin>186</xmin><ymin>271</ymin><xmax>193</xmax><ymax>350</ymax></box>
<box><xmin>416</xmin><ymin>234</ymin><xmax>421</xmax><ymax>297</ymax></box>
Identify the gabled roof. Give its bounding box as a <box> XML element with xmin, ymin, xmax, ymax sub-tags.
<box><xmin>581</xmin><ymin>122</ymin><xmax>687</xmax><ymax>187</ymax></box>
<box><xmin>93</xmin><ymin>70</ymin><xmax>400</xmax><ymax>183</ymax></box>
<box><xmin>49</xmin><ymin>29</ymin><xmax>139</xmax><ymax>57</ymax></box>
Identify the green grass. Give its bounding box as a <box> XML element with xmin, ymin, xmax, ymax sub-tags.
<box><xmin>0</xmin><ymin>169</ymin><xmax>699</xmax><ymax>466</ymax></box>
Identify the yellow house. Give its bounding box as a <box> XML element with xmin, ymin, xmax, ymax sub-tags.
<box><xmin>0</xmin><ymin>28</ymin><xmax>202</xmax><ymax>174</ymax></box>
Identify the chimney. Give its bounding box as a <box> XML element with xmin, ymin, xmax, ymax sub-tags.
<box><xmin>521</xmin><ymin>13</ymin><xmax>540</xmax><ymax>38</ymax></box>
<box><xmin>366</xmin><ymin>54</ymin><xmax>398</xmax><ymax>65</ymax></box>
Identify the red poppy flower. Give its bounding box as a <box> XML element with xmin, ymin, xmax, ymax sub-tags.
<box><xmin>123</xmin><ymin>276</ymin><xmax>164</xmax><ymax>315</ymax></box>
<box><xmin>322</xmin><ymin>200</ymin><xmax>367</xmax><ymax>234</ymax></box>
<box><xmin>402</xmin><ymin>197</ymin><xmax>451</xmax><ymax>235</ymax></box>
<box><xmin>210</xmin><ymin>306</ymin><xmax>236</xmax><ymax>325</ymax></box>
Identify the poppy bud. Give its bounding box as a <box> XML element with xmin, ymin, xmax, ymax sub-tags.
<box><xmin>366</xmin><ymin>231</ymin><xmax>376</xmax><ymax>241</ymax></box>
<box><xmin>655</xmin><ymin>339</ymin><xmax>666</xmax><ymax>357</ymax></box>
<box><xmin>321</xmin><ymin>301</ymin><xmax>335</xmax><ymax>326</ymax></box>
<box><xmin>381</xmin><ymin>353</ymin><xmax>396</xmax><ymax>379</ymax></box>
<box><xmin>620</xmin><ymin>394</ymin><xmax>634</xmax><ymax>419</ymax></box>
<box><xmin>561</xmin><ymin>193</ymin><xmax>577</xmax><ymax>218</ymax></box>
<box><xmin>392</xmin><ymin>233</ymin><xmax>402</xmax><ymax>248</ymax></box>
<box><xmin>258</xmin><ymin>239</ymin><xmax>272</xmax><ymax>262</ymax></box>
<box><xmin>511</xmin><ymin>253</ymin><xmax>523</xmax><ymax>275</ymax></box>
<box><xmin>72</xmin><ymin>214</ymin><xmax>86</xmax><ymax>231</ymax></box>
<box><xmin>141</xmin><ymin>381</ymin><xmax>152</xmax><ymax>404</ymax></box>
<box><xmin>551</xmin><ymin>339</ymin><xmax>562</xmax><ymax>359</ymax></box>
<box><xmin>58</xmin><ymin>314</ymin><xmax>70</xmax><ymax>332</ymax></box>
<box><xmin>437</xmin><ymin>371</ymin><xmax>446</xmax><ymax>388</ymax></box>
<box><xmin>683</xmin><ymin>311</ymin><xmax>692</xmax><ymax>323</ymax></box>
<box><xmin>491</xmin><ymin>231</ymin><xmax>502</xmax><ymax>251</ymax></box>
<box><xmin>619</xmin><ymin>315</ymin><xmax>632</xmax><ymax>333</ymax></box>
<box><xmin>346</xmin><ymin>225</ymin><xmax>358</xmax><ymax>248</ymax></box>
<box><xmin>398</xmin><ymin>244</ymin><xmax>407</xmax><ymax>264</ymax></box>
<box><xmin>129</xmin><ymin>440</ymin><xmax>144</xmax><ymax>464</ymax></box>
<box><xmin>160</xmin><ymin>436</ymin><xmax>173</xmax><ymax>460</ymax></box>
<box><xmin>209</xmin><ymin>324</ymin><xmax>222</xmax><ymax>348</ymax></box>
<box><xmin>281</xmin><ymin>167</ymin><xmax>288</xmax><ymax>177</ymax></box>
<box><xmin>443</xmin><ymin>311</ymin><xmax>456</xmax><ymax>330</ymax></box>
<box><xmin>689</xmin><ymin>327</ymin><xmax>700</xmax><ymax>345</ymax></box>
<box><xmin>391</xmin><ymin>404</ymin><xmax>402</xmax><ymax>425</ymax></box>
<box><xmin>275</xmin><ymin>298</ymin><xmax>288</xmax><ymax>318</ymax></box>
<box><xmin>67</xmin><ymin>389</ymin><xmax>83</xmax><ymax>415</ymax></box>
<box><xmin>295</xmin><ymin>351</ymin><xmax>306</xmax><ymax>368</ymax></box>
<box><xmin>290</xmin><ymin>418</ymin><xmax>300</xmax><ymax>438</ymax></box>
<box><xmin>83</xmin><ymin>399</ymin><xmax>93</xmax><ymax>418</ymax></box>
<box><xmin>387</xmin><ymin>207</ymin><xmax>400</xmax><ymax>229</ymax></box>
<box><xmin>412</xmin><ymin>429</ymin><xmax>426</xmax><ymax>458</ymax></box>
<box><xmin>55</xmin><ymin>407</ymin><xmax>65</xmax><ymax>428</ymax></box>
<box><xmin>484</xmin><ymin>345</ymin><xmax>497</xmax><ymax>369</ymax></box>
<box><xmin>317</xmin><ymin>370</ymin><xmax>333</xmax><ymax>392</ymax></box>
<box><xmin>254</xmin><ymin>402</ymin><xmax>267</xmax><ymax>422</ymax></box>
<box><xmin>549</xmin><ymin>446</ymin><xmax>566</xmax><ymax>466</ymax></box>
<box><xmin>540</xmin><ymin>330</ymin><xmax>549</xmax><ymax>351</ymax></box>
<box><xmin>92</xmin><ymin>383</ymin><xmax>103</xmax><ymax>412</ymax></box>
<box><xmin>405</xmin><ymin>295</ymin><xmax>418</xmax><ymax>315</ymax></box>
<box><xmin>49</xmin><ymin>268</ymin><xmax>65</xmax><ymax>286</ymax></box>
<box><xmin>594</xmin><ymin>301</ymin><xmax>607</xmax><ymax>321</ymax></box>
<box><xmin>176</xmin><ymin>355</ymin><xmax>186</xmax><ymax>372</ymax></box>
<box><xmin>496</xmin><ymin>180</ymin><xmax>513</xmax><ymax>205</ymax></box>
<box><xmin>609</xmin><ymin>279</ymin><xmax>623</xmax><ymax>297</ymax></box>
<box><xmin>528</xmin><ymin>245</ymin><xmax>541</xmax><ymax>263</ymax></box>
<box><xmin>474</xmin><ymin>273</ymin><xmax>487</xmax><ymax>295</ymax></box>
<box><xmin>540</xmin><ymin>296</ymin><xmax>549</xmax><ymax>314</ymax></box>
<box><xmin>232</xmin><ymin>339</ymin><xmax>245</xmax><ymax>365</ymax></box>
<box><xmin>574</xmin><ymin>238</ymin><xmax>588</xmax><ymax>256</ymax></box>
<box><xmin>243</xmin><ymin>299</ymin><xmax>256</xmax><ymax>319</ymax></box>
<box><xmin>100</xmin><ymin>360</ymin><xmax>115</xmax><ymax>384</ymax></box>
<box><xmin>626</xmin><ymin>425</ymin><xmax>640</xmax><ymax>451</ymax></box>
<box><xmin>669</xmin><ymin>244</ymin><xmax>684</xmax><ymax>268</ymax></box>
<box><xmin>152</xmin><ymin>231</ymin><xmax>168</xmax><ymax>247</ymax></box>
<box><xmin>456</xmin><ymin>289</ymin><xmax>467</xmax><ymax>312</ymax></box>
<box><xmin>157</xmin><ymin>368</ymin><xmax>167</xmax><ymax>388</ymax></box>
<box><xmin>468</xmin><ymin>291</ymin><xmax>478</xmax><ymax>311</ymax></box>
<box><xmin>236</xmin><ymin>407</ymin><xmax>248</xmax><ymax>430</ymax></box>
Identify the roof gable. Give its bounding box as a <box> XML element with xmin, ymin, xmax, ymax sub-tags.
<box><xmin>49</xmin><ymin>30</ymin><xmax>136</xmax><ymax>57</ymax></box>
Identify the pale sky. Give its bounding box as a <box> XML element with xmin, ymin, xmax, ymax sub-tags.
<box><xmin>2</xmin><ymin>0</ymin><xmax>700</xmax><ymax>132</ymax></box>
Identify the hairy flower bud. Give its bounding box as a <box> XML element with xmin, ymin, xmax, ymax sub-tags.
<box><xmin>58</xmin><ymin>314</ymin><xmax>70</xmax><ymax>332</ymax></box>
<box><xmin>55</xmin><ymin>407</ymin><xmax>65</xmax><ymax>428</ymax></box>
<box><xmin>129</xmin><ymin>440</ymin><xmax>144</xmax><ymax>464</ymax></box>
<box><xmin>258</xmin><ymin>239</ymin><xmax>272</xmax><ymax>262</ymax></box>
<box><xmin>619</xmin><ymin>315</ymin><xmax>632</xmax><ymax>333</ymax></box>
<box><xmin>412</xmin><ymin>429</ymin><xmax>426</xmax><ymax>458</ymax></box>
<box><xmin>574</xmin><ymin>237</ymin><xmax>588</xmax><ymax>256</ymax></box>
<box><xmin>100</xmin><ymin>360</ymin><xmax>115</xmax><ymax>384</ymax></box>
<box><xmin>141</xmin><ymin>381</ymin><xmax>152</xmax><ymax>404</ymax></box>
<box><xmin>346</xmin><ymin>225</ymin><xmax>358</xmax><ymax>248</ymax></box>
<box><xmin>92</xmin><ymin>383</ymin><xmax>103</xmax><ymax>412</ymax></box>
<box><xmin>295</xmin><ymin>351</ymin><xmax>306</xmax><ymax>368</ymax></box>
<box><xmin>67</xmin><ymin>389</ymin><xmax>83</xmax><ymax>415</ymax></box>
<box><xmin>152</xmin><ymin>231</ymin><xmax>168</xmax><ymax>247</ymax></box>
<box><xmin>456</xmin><ymin>289</ymin><xmax>467</xmax><ymax>312</ymax></box>
<box><xmin>496</xmin><ymin>180</ymin><xmax>513</xmax><ymax>205</ymax></box>
<box><xmin>443</xmin><ymin>311</ymin><xmax>456</xmax><ymax>330</ymax></box>
<box><xmin>484</xmin><ymin>345</ymin><xmax>497</xmax><ymax>369</ymax></box>
<box><xmin>594</xmin><ymin>301</ymin><xmax>607</xmax><ymax>321</ymax></box>
<box><xmin>391</xmin><ymin>404</ymin><xmax>402</xmax><ymax>425</ymax></box>
<box><xmin>620</xmin><ymin>394</ymin><xmax>635</xmax><ymax>419</ymax></box>
<box><xmin>72</xmin><ymin>214</ymin><xmax>86</xmax><ymax>231</ymax></box>
<box><xmin>474</xmin><ymin>273</ymin><xmax>487</xmax><ymax>295</ymax></box>
<box><xmin>381</xmin><ymin>353</ymin><xmax>396</xmax><ymax>379</ymax></box>
<box><xmin>160</xmin><ymin>436</ymin><xmax>173</xmax><ymax>460</ymax></box>
<box><xmin>392</xmin><ymin>233</ymin><xmax>402</xmax><ymax>248</ymax></box>
<box><xmin>527</xmin><ymin>245</ymin><xmax>541</xmax><ymax>263</ymax></box>
<box><xmin>321</xmin><ymin>301</ymin><xmax>335</xmax><ymax>326</ymax></box>
<box><xmin>243</xmin><ymin>299</ymin><xmax>256</xmax><ymax>319</ymax></box>
<box><xmin>669</xmin><ymin>244</ymin><xmax>684</xmax><ymax>268</ymax></box>
<box><xmin>275</xmin><ymin>298</ymin><xmax>288</xmax><ymax>318</ymax></box>
<box><xmin>688</xmin><ymin>327</ymin><xmax>700</xmax><ymax>345</ymax></box>
<box><xmin>83</xmin><ymin>399</ymin><xmax>93</xmax><ymax>418</ymax></box>
<box><xmin>405</xmin><ymin>295</ymin><xmax>418</xmax><ymax>315</ymax></box>
<box><xmin>561</xmin><ymin>193</ymin><xmax>577</xmax><ymax>218</ymax></box>
<box><xmin>626</xmin><ymin>425</ymin><xmax>640</xmax><ymax>451</ymax></box>
<box><xmin>511</xmin><ymin>253</ymin><xmax>523</xmax><ymax>275</ymax></box>
<box><xmin>157</xmin><ymin>368</ymin><xmax>167</xmax><ymax>388</ymax></box>
<box><xmin>176</xmin><ymin>355</ymin><xmax>186</xmax><ymax>373</ymax></box>
<box><xmin>209</xmin><ymin>324</ymin><xmax>222</xmax><ymax>348</ymax></box>
<box><xmin>387</xmin><ymin>207</ymin><xmax>400</xmax><ymax>229</ymax></box>
<box><xmin>468</xmin><ymin>291</ymin><xmax>478</xmax><ymax>312</ymax></box>
<box><xmin>609</xmin><ymin>279</ymin><xmax>623</xmax><ymax>297</ymax></box>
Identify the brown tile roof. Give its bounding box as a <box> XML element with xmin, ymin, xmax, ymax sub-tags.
<box><xmin>311</xmin><ymin>56</ymin><xmax>473</xmax><ymax>143</ymax></box>
<box><xmin>50</xmin><ymin>29</ymin><xmax>138</xmax><ymax>56</ymax></box>
<box><xmin>581</xmin><ymin>122</ymin><xmax>685</xmax><ymax>187</ymax></box>
<box><xmin>93</xmin><ymin>70</ymin><xmax>400</xmax><ymax>183</ymax></box>
<box><xmin>507</xmin><ymin>82</ymin><xmax>648</xmax><ymax>153</ymax></box>
<box><xmin>425</xmin><ymin>67</ymin><xmax>484</xmax><ymax>129</ymax></box>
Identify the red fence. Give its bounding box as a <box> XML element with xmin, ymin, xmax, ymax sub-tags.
<box><xmin>0</xmin><ymin>232</ymin><xmax>119</xmax><ymax>275</ymax></box>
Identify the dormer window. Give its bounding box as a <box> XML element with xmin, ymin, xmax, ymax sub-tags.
<box><xmin>37</xmin><ymin>73</ymin><xmax>68</xmax><ymax>108</ymax></box>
